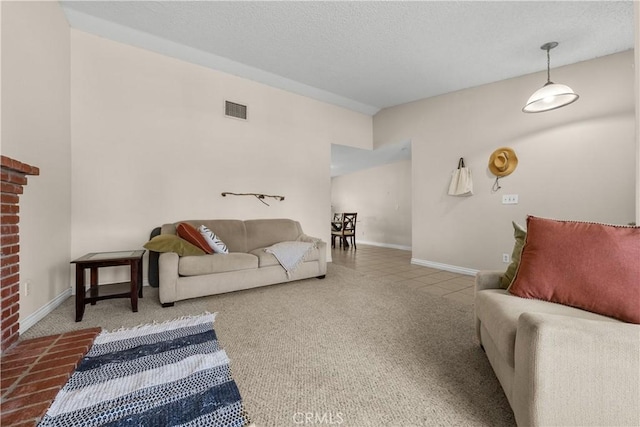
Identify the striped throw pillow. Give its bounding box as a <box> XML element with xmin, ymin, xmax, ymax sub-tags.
<box><xmin>198</xmin><ymin>225</ymin><xmax>229</xmax><ymax>254</ymax></box>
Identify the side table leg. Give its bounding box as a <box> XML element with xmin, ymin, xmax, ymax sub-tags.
<box><xmin>90</xmin><ymin>267</ymin><xmax>98</xmax><ymax>305</ymax></box>
<box><xmin>75</xmin><ymin>267</ymin><xmax>85</xmax><ymax>322</ymax></box>
<box><xmin>138</xmin><ymin>258</ymin><xmax>143</xmax><ymax>298</ymax></box>
<box><xmin>130</xmin><ymin>260</ymin><xmax>139</xmax><ymax>313</ymax></box>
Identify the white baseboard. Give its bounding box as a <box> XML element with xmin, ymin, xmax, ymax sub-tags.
<box><xmin>20</xmin><ymin>287</ymin><xmax>72</xmax><ymax>334</ymax></box>
<box><xmin>357</xmin><ymin>240</ymin><xmax>412</xmax><ymax>251</ymax></box>
<box><xmin>411</xmin><ymin>258</ymin><xmax>478</xmax><ymax>276</ymax></box>
<box><xmin>20</xmin><ymin>281</ymin><xmax>152</xmax><ymax>334</ymax></box>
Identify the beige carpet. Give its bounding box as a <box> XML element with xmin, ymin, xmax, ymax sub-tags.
<box><xmin>23</xmin><ymin>263</ymin><xmax>515</xmax><ymax>427</ymax></box>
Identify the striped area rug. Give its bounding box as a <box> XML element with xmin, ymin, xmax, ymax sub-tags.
<box><xmin>38</xmin><ymin>313</ymin><xmax>252</xmax><ymax>427</ymax></box>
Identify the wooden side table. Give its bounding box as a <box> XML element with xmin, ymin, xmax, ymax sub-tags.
<box><xmin>71</xmin><ymin>250</ymin><xmax>145</xmax><ymax>322</ymax></box>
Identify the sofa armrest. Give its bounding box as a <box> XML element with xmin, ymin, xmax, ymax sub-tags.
<box><xmin>296</xmin><ymin>234</ymin><xmax>327</xmax><ymax>275</ymax></box>
<box><xmin>512</xmin><ymin>312</ymin><xmax>640</xmax><ymax>427</ymax></box>
<box><xmin>315</xmin><ymin>240</ymin><xmax>327</xmax><ymax>276</ymax></box>
<box><xmin>297</xmin><ymin>233</ymin><xmax>322</xmax><ymax>244</ymax></box>
<box><xmin>475</xmin><ymin>270</ymin><xmax>504</xmax><ymax>292</ymax></box>
<box><xmin>473</xmin><ymin>270</ymin><xmax>504</xmax><ymax>343</ymax></box>
<box><xmin>158</xmin><ymin>252</ymin><xmax>179</xmax><ymax>304</ymax></box>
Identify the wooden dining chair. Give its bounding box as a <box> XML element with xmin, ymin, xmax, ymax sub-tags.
<box><xmin>331</xmin><ymin>213</ymin><xmax>357</xmax><ymax>250</ymax></box>
<box><xmin>332</xmin><ymin>213</ymin><xmax>342</xmax><ymax>231</ymax></box>
<box><xmin>331</xmin><ymin>213</ymin><xmax>342</xmax><ymax>247</ymax></box>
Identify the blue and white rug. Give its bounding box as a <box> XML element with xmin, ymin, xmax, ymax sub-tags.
<box><xmin>38</xmin><ymin>313</ymin><xmax>252</xmax><ymax>427</ymax></box>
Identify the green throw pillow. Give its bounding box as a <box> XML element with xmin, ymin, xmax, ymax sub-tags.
<box><xmin>501</xmin><ymin>221</ymin><xmax>527</xmax><ymax>289</ymax></box>
<box><xmin>144</xmin><ymin>234</ymin><xmax>206</xmax><ymax>256</ymax></box>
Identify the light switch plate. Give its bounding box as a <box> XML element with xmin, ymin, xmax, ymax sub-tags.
<box><xmin>502</xmin><ymin>194</ymin><xmax>518</xmax><ymax>204</ymax></box>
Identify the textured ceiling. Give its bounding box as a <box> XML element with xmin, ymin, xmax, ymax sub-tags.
<box><xmin>61</xmin><ymin>1</ymin><xmax>634</xmax><ymax>115</ymax></box>
<box><xmin>331</xmin><ymin>140</ymin><xmax>412</xmax><ymax>178</ymax></box>
<box><xmin>60</xmin><ymin>1</ymin><xmax>635</xmax><ymax>176</ymax></box>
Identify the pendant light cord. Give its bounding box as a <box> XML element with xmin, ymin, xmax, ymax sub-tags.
<box><xmin>546</xmin><ymin>47</ymin><xmax>551</xmax><ymax>84</ymax></box>
<box><xmin>540</xmin><ymin>41</ymin><xmax>558</xmax><ymax>85</ymax></box>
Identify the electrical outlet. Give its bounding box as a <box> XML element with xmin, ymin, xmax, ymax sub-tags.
<box><xmin>502</xmin><ymin>194</ymin><xmax>519</xmax><ymax>204</ymax></box>
<box><xmin>502</xmin><ymin>253</ymin><xmax>510</xmax><ymax>263</ymax></box>
<box><xmin>24</xmin><ymin>281</ymin><xmax>30</xmax><ymax>296</ymax></box>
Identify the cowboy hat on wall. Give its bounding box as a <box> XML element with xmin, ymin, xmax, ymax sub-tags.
<box><xmin>489</xmin><ymin>147</ymin><xmax>518</xmax><ymax>191</ymax></box>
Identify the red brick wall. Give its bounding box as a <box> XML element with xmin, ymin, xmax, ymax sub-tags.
<box><xmin>1</xmin><ymin>156</ymin><xmax>39</xmax><ymax>352</ymax></box>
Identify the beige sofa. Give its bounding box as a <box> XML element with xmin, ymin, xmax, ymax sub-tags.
<box><xmin>475</xmin><ymin>271</ymin><xmax>640</xmax><ymax>427</ymax></box>
<box><xmin>158</xmin><ymin>219</ymin><xmax>326</xmax><ymax>306</ymax></box>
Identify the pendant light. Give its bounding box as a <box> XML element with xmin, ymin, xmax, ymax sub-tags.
<box><xmin>522</xmin><ymin>42</ymin><xmax>579</xmax><ymax>113</ymax></box>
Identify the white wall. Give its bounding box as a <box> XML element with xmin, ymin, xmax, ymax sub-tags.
<box><xmin>2</xmin><ymin>2</ymin><xmax>636</xmax><ymax>326</ymax></box>
<box><xmin>70</xmin><ymin>30</ymin><xmax>372</xmax><ymax>282</ymax></box>
<box><xmin>1</xmin><ymin>2</ymin><xmax>72</xmax><ymax>324</ymax></box>
<box><xmin>331</xmin><ymin>160</ymin><xmax>411</xmax><ymax>249</ymax></box>
<box><xmin>375</xmin><ymin>51</ymin><xmax>636</xmax><ymax>271</ymax></box>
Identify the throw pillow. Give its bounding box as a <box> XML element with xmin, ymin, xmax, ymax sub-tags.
<box><xmin>198</xmin><ymin>225</ymin><xmax>229</xmax><ymax>254</ymax></box>
<box><xmin>143</xmin><ymin>234</ymin><xmax>206</xmax><ymax>256</ymax></box>
<box><xmin>508</xmin><ymin>216</ymin><xmax>640</xmax><ymax>324</ymax></box>
<box><xmin>500</xmin><ymin>221</ymin><xmax>527</xmax><ymax>289</ymax></box>
<box><xmin>176</xmin><ymin>223</ymin><xmax>213</xmax><ymax>254</ymax></box>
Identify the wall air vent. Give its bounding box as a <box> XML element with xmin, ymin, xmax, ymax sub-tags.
<box><xmin>225</xmin><ymin>100</ymin><xmax>247</xmax><ymax>120</ymax></box>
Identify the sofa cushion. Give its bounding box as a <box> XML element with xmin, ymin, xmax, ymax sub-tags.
<box><xmin>178</xmin><ymin>253</ymin><xmax>258</xmax><ymax>276</ymax></box>
<box><xmin>244</xmin><ymin>219</ymin><xmax>302</xmax><ymax>252</ymax></box>
<box><xmin>250</xmin><ymin>245</ymin><xmax>321</xmax><ymax>268</ymax></box>
<box><xmin>176</xmin><ymin>223</ymin><xmax>213</xmax><ymax>254</ymax></box>
<box><xmin>167</xmin><ymin>220</ymin><xmax>247</xmax><ymax>252</ymax></box>
<box><xmin>476</xmin><ymin>289</ymin><xmax>618</xmax><ymax>368</ymax></box>
<box><xmin>197</xmin><ymin>220</ymin><xmax>247</xmax><ymax>252</ymax></box>
<box><xmin>509</xmin><ymin>216</ymin><xmax>640</xmax><ymax>323</ymax></box>
<box><xmin>249</xmin><ymin>248</ymin><xmax>280</xmax><ymax>267</ymax></box>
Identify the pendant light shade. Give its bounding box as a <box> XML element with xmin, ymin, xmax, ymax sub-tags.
<box><xmin>522</xmin><ymin>42</ymin><xmax>579</xmax><ymax>113</ymax></box>
<box><xmin>523</xmin><ymin>82</ymin><xmax>579</xmax><ymax>113</ymax></box>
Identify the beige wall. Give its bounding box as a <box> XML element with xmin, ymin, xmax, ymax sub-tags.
<box><xmin>1</xmin><ymin>1</ymin><xmax>637</xmax><ymax>327</ymax></box>
<box><xmin>375</xmin><ymin>51</ymin><xmax>636</xmax><ymax>271</ymax></box>
<box><xmin>1</xmin><ymin>1</ymin><xmax>72</xmax><ymax>326</ymax></box>
<box><xmin>331</xmin><ymin>160</ymin><xmax>411</xmax><ymax>249</ymax></box>
<box><xmin>70</xmin><ymin>30</ymin><xmax>372</xmax><ymax>283</ymax></box>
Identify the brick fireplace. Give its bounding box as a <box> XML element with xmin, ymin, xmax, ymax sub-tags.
<box><xmin>0</xmin><ymin>157</ymin><xmax>100</xmax><ymax>425</ymax></box>
<box><xmin>1</xmin><ymin>155</ymin><xmax>40</xmax><ymax>352</ymax></box>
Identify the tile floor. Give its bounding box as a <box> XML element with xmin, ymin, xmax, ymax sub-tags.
<box><xmin>0</xmin><ymin>243</ymin><xmax>475</xmax><ymax>426</ymax></box>
<box><xmin>0</xmin><ymin>328</ymin><xmax>101</xmax><ymax>426</ymax></box>
<box><xmin>331</xmin><ymin>243</ymin><xmax>476</xmax><ymax>306</ymax></box>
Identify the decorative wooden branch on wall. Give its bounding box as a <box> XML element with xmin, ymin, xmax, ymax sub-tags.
<box><xmin>221</xmin><ymin>192</ymin><xmax>285</xmax><ymax>206</ymax></box>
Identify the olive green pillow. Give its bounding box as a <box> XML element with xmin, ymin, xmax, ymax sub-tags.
<box><xmin>143</xmin><ymin>234</ymin><xmax>206</xmax><ymax>256</ymax></box>
<box><xmin>501</xmin><ymin>221</ymin><xmax>527</xmax><ymax>289</ymax></box>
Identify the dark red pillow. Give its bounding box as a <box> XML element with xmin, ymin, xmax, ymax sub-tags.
<box><xmin>509</xmin><ymin>216</ymin><xmax>640</xmax><ymax>324</ymax></box>
<box><xmin>176</xmin><ymin>223</ymin><xmax>213</xmax><ymax>254</ymax></box>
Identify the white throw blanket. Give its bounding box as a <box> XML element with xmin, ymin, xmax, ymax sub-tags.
<box><xmin>265</xmin><ymin>241</ymin><xmax>315</xmax><ymax>277</ymax></box>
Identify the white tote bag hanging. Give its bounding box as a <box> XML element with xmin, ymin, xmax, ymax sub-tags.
<box><xmin>448</xmin><ymin>157</ymin><xmax>473</xmax><ymax>196</ymax></box>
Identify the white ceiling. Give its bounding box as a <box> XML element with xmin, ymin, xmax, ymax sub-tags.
<box><xmin>331</xmin><ymin>139</ymin><xmax>412</xmax><ymax>177</ymax></box>
<box><xmin>59</xmin><ymin>0</ymin><xmax>635</xmax><ymax>176</ymax></box>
